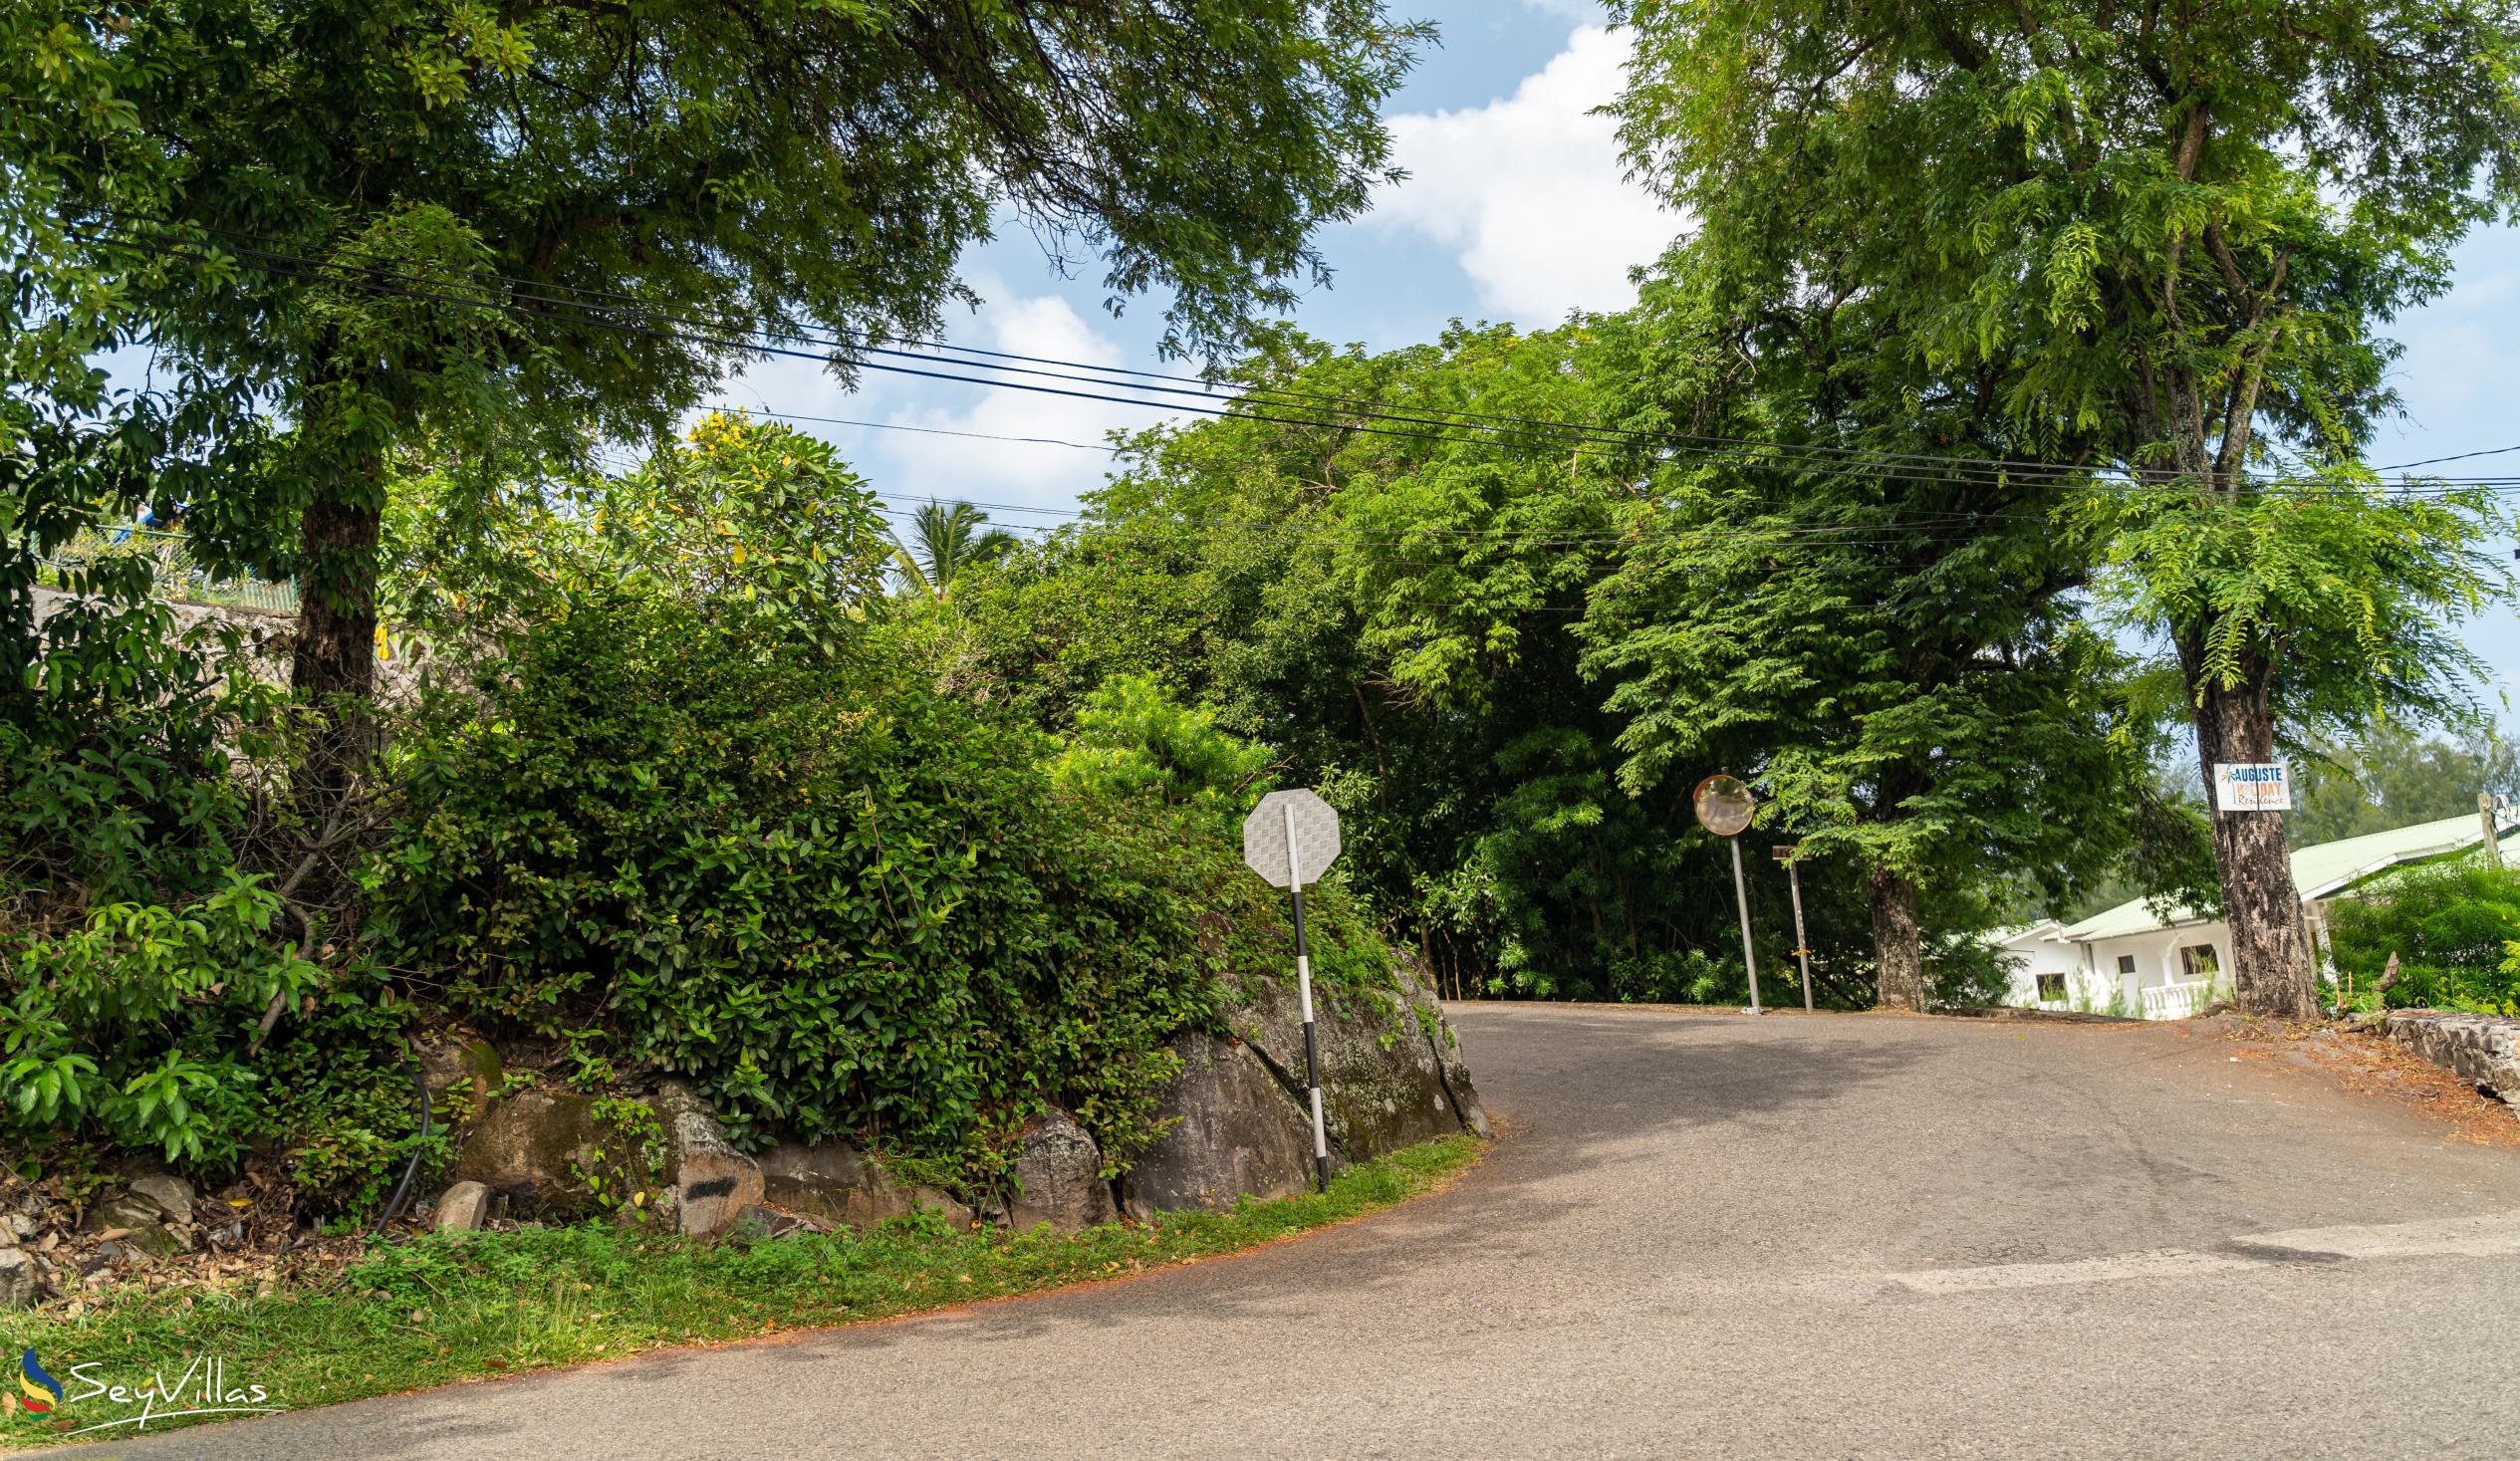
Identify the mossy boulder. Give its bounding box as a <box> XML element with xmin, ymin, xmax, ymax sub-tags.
<box><xmin>450</xmin><ymin>1092</ymin><xmax>659</xmax><ymax>1218</ymax></box>
<box><xmin>418</xmin><ymin>1037</ymin><xmax>505</xmax><ymax>1112</ymax></box>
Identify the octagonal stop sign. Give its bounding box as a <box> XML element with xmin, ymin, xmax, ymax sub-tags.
<box><xmin>1243</xmin><ymin>789</ymin><xmax>1342</xmax><ymax>888</ymax></box>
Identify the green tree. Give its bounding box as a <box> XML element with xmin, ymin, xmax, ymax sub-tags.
<box><xmin>892</xmin><ymin>500</ymin><xmax>1020</xmax><ymax>600</ymax></box>
<box><xmin>2290</xmin><ymin>723</ymin><xmax>2520</xmax><ymax>848</ymax></box>
<box><xmin>1577</xmin><ymin>252</ymin><xmax>2151</xmax><ymax>1009</ymax></box>
<box><xmin>940</xmin><ymin>323</ymin><xmax>1847</xmax><ymax>1003</ymax></box>
<box><xmin>1615</xmin><ymin>0</ymin><xmax>2520</xmax><ymax>1017</ymax></box>
<box><xmin>2</xmin><ymin>0</ymin><xmax>1427</xmax><ymax>767</ymax></box>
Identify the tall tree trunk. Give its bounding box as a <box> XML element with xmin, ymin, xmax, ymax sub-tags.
<box><xmin>2190</xmin><ymin>672</ymin><xmax>2317</xmax><ymax>1018</ymax></box>
<box><xmin>1869</xmin><ymin>866</ymin><xmax>1924</xmax><ymax>1010</ymax></box>
<box><xmin>293</xmin><ymin>469</ymin><xmax>381</xmax><ymax>795</ymax></box>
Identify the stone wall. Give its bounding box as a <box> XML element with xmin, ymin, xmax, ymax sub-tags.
<box><xmin>29</xmin><ymin>584</ymin><xmax>439</xmax><ymax>701</ymax></box>
<box><xmin>2384</xmin><ymin>1011</ymin><xmax>2520</xmax><ymax>1109</ymax></box>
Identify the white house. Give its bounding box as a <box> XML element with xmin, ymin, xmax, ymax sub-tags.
<box><xmin>1995</xmin><ymin>811</ymin><xmax>2520</xmax><ymax>1020</ymax></box>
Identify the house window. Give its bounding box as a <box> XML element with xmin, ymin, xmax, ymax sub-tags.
<box><xmin>2180</xmin><ymin>944</ymin><xmax>2220</xmax><ymax>980</ymax></box>
<box><xmin>2036</xmin><ymin>973</ymin><xmax>2066</xmax><ymax>1003</ymax></box>
<box><xmin>2116</xmin><ymin>955</ymin><xmax>2138</xmax><ymax>976</ymax></box>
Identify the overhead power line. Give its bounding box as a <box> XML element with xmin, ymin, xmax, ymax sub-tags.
<box><xmin>131</xmin><ymin>214</ymin><xmax>2512</xmax><ymax>493</ymax></box>
<box><xmin>66</xmin><ymin>214</ymin><xmax>2520</xmax><ymax>501</ymax></box>
<box><xmin>2377</xmin><ymin>443</ymin><xmax>2520</xmax><ymax>471</ymax></box>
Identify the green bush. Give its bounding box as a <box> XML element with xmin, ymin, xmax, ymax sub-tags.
<box><xmin>364</xmin><ymin>584</ymin><xmax>1291</xmax><ymax>1185</ymax></box>
<box><xmin>1</xmin><ymin>587</ymin><xmax>420</xmax><ymax>1199</ymax></box>
<box><xmin>2327</xmin><ymin>858</ymin><xmax>2520</xmax><ymax>1015</ymax></box>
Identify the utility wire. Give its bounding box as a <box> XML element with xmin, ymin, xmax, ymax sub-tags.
<box><xmin>69</xmin><ymin>215</ymin><xmax>2520</xmax><ymax>500</ymax></box>
<box><xmin>84</xmin><ymin>214</ymin><xmax>2081</xmax><ymax>479</ymax></box>
<box><xmin>131</xmin><ymin>213</ymin><xmax>2516</xmax><ymax>494</ymax></box>
<box><xmin>2376</xmin><ymin>443</ymin><xmax>2520</xmax><ymax>471</ymax></box>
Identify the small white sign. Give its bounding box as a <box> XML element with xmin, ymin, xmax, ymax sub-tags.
<box><xmin>2213</xmin><ymin>762</ymin><xmax>2292</xmax><ymax>813</ymax></box>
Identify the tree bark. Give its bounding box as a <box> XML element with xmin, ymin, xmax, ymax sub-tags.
<box><xmin>1869</xmin><ymin>866</ymin><xmax>1925</xmax><ymax>1011</ymax></box>
<box><xmin>292</xmin><ymin>470</ymin><xmax>382</xmax><ymax>794</ymax></box>
<box><xmin>2190</xmin><ymin>673</ymin><xmax>2318</xmax><ymax>1019</ymax></box>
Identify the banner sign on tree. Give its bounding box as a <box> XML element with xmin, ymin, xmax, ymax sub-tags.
<box><xmin>2213</xmin><ymin>763</ymin><xmax>2293</xmax><ymax>813</ymax></box>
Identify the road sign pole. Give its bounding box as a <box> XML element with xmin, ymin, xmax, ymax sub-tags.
<box><xmin>1729</xmin><ymin>837</ymin><xmax>1762</xmax><ymax>1015</ymax></box>
<box><xmin>1286</xmin><ymin>801</ymin><xmax>1330</xmax><ymax>1193</ymax></box>
<box><xmin>1787</xmin><ymin>860</ymin><xmax>1814</xmax><ymax>1013</ymax></box>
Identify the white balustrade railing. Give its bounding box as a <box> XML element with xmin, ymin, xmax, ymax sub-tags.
<box><xmin>2140</xmin><ymin>980</ymin><xmax>2215</xmax><ymax>1021</ymax></box>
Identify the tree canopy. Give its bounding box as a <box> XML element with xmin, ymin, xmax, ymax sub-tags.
<box><xmin>1</xmin><ymin>0</ymin><xmax>1428</xmax><ymax>730</ymax></box>
<box><xmin>1612</xmin><ymin>0</ymin><xmax>2520</xmax><ymax>1016</ymax></box>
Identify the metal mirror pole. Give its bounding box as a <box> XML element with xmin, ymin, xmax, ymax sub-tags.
<box><xmin>1729</xmin><ymin>835</ymin><xmax>1762</xmax><ymax>1015</ymax></box>
<box><xmin>1788</xmin><ymin>858</ymin><xmax>1814</xmax><ymax>1012</ymax></box>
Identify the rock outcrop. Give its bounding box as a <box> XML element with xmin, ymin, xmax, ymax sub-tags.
<box><xmin>127</xmin><ymin>1174</ymin><xmax>196</xmax><ymax>1227</ymax></box>
<box><xmin>1006</xmin><ymin>1106</ymin><xmax>1119</xmax><ymax>1231</ymax></box>
<box><xmin>1119</xmin><ymin>1033</ymin><xmax>1317</xmax><ymax>1219</ymax></box>
<box><xmin>1227</xmin><ymin>959</ymin><xmax>1486</xmax><ymax>1164</ymax></box>
<box><xmin>418</xmin><ymin>1037</ymin><xmax>506</xmax><ymax>1112</ymax></box>
<box><xmin>428</xmin><ymin>958</ymin><xmax>1486</xmax><ymax>1236</ymax></box>
<box><xmin>449</xmin><ymin>1091</ymin><xmax>633</xmax><ymax>1215</ymax></box>
<box><xmin>759</xmin><ymin>1141</ymin><xmax>974</xmax><ymax>1229</ymax></box>
<box><xmin>654</xmin><ymin>1081</ymin><xmax>766</xmax><ymax>1238</ymax></box>
<box><xmin>79</xmin><ymin>1192</ymin><xmax>183</xmax><ymax>1259</ymax></box>
<box><xmin>1122</xmin><ymin>958</ymin><xmax>1488</xmax><ymax>1217</ymax></box>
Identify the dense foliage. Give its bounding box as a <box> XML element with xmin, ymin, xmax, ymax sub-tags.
<box><xmin>0</xmin><ymin>571</ymin><xmax>424</xmax><ymax>1197</ymax></box>
<box><xmin>1</xmin><ymin>415</ymin><xmax>1392</xmax><ymax>1205</ymax></box>
<box><xmin>2328</xmin><ymin>859</ymin><xmax>2520</xmax><ymax>1016</ymax></box>
<box><xmin>360</xmin><ymin>418</ymin><xmax>1384</xmax><ymax>1188</ymax></box>
<box><xmin>928</xmin><ymin>320</ymin><xmax>2174</xmax><ymax>1006</ymax></box>
<box><xmin>1612</xmin><ymin>0</ymin><xmax>2520</xmax><ymax>1017</ymax></box>
<box><xmin>1</xmin><ymin>0</ymin><xmax>1427</xmax><ymax>718</ymax></box>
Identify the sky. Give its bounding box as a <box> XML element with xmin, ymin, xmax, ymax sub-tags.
<box><xmin>701</xmin><ymin>5</ymin><xmax>2512</xmax><ymax>721</ymax></box>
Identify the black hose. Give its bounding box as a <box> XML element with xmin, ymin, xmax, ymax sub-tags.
<box><xmin>372</xmin><ymin>1041</ymin><xmax>431</xmax><ymax>1237</ymax></box>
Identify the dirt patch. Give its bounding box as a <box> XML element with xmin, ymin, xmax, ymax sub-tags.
<box><xmin>2188</xmin><ymin>1014</ymin><xmax>2520</xmax><ymax>1148</ymax></box>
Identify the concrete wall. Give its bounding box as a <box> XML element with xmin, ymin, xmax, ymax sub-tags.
<box><xmin>29</xmin><ymin>585</ymin><xmax>441</xmax><ymax>702</ymax></box>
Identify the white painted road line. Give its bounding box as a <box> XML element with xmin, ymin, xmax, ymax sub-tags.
<box><xmin>1885</xmin><ymin>1209</ymin><xmax>2520</xmax><ymax>1295</ymax></box>
<box><xmin>2234</xmin><ymin>1208</ymin><xmax>2520</xmax><ymax>1261</ymax></box>
<box><xmin>1890</xmin><ymin>1248</ymin><xmax>2255</xmax><ymax>1294</ymax></box>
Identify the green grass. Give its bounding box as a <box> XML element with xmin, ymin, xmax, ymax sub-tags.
<box><xmin>2</xmin><ymin>1134</ymin><xmax>1481</xmax><ymax>1447</ymax></box>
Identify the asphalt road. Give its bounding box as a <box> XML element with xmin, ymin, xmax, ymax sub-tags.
<box><xmin>68</xmin><ymin>1006</ymin><xmax>2520</xmax><ymax>1459</ymax></box>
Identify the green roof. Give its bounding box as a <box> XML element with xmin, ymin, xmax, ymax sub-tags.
<box><xmin>2057</xmin><ymin>812</ymin><xmax>2519</xmax><ymax>944</ymax></box>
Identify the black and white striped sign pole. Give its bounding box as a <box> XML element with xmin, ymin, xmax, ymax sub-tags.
<box><xmin>1284</xmin><ymin>802</ymin><xmax>1330</xmax><ymax>1192</ymax></box>
<box><xmin>1244</xmin><ymin>789</ymin><xmax>1343</xmax><ymax>1194</ymax></box>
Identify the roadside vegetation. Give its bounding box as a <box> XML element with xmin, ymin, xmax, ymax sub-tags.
<box><xmin>2329</xmin><ymin>859</ymin><xmax>2520</xmax><ymax>1016</ymax></box>
<box><xmin>0</xmin><ymin>1136</ymin><xmax>1480</xmax><ymax>1446</ymax></box>
<box><xmin>3</xmin><ymin>0</ymin><xmax>2519</xmax><ymax>1344</ymax></box>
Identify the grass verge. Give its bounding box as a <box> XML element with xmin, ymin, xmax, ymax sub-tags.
<box><xmin>2</xmin><ymin>1134</ymin><xmax>1482</xmax><ymax>1447</ymax></box>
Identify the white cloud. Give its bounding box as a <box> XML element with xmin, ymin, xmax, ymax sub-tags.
<box><xmin>882</xmin><ymin>290</ymin><xmax>1176</xmax><ymax>513</ymax></box>
<box><xmin>1371</xmin><ymin>26</ymin><xmax>1680</xmax><ymax>323</ymax></box>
